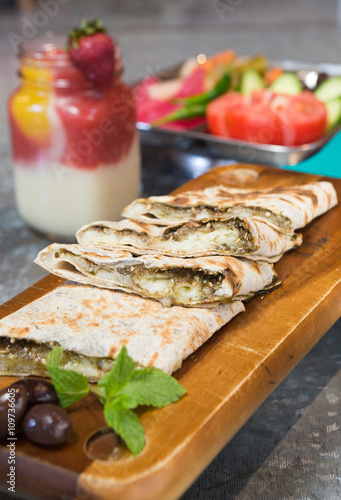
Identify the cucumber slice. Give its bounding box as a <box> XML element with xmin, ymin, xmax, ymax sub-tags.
<box><xmin>325</xmin><ymin>98</ymin><xmax>341</xmax><ymax>131</ymax></box>
<box><xmin>240</xmin><ymin>69</ymin><xmax>264</xmax><ymax>96</ymax></box>
<box><xmin>270</xmin><ymin>72</ymin><xmax>302</xmax><ymax>95</ymax></box>
<box><xmin>315</xmin><ymin>76</ymin><xmax>341</xmax><ymax>103</ymax></box>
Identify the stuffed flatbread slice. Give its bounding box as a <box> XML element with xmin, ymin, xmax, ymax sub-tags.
<box><xmin>76</xmin><ymin>217</ymin><xmax>302</xmax><ymax>263</ymax></box>
<box><xmin>122</xmin><ymin>181</ymin><xmax>337</xmax><ymax>232</ymax></box>
<box><xmin>0</xmin><ymin>282</ymin><xmax>245</xmax><ymax>378</ymax></box>
<box><xmin>34</xmin><ymin>244</ymin><xmax>280</xmax><ymax>307</ymax></box>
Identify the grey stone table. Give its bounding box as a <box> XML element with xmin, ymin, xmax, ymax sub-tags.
<box><xmin>0</xmin><ymin>1</ymin><xmax>340</xmax><ymax>499</ymax></box>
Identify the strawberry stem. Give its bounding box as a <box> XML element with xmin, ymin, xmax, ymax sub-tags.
<box><xmin>66</xmin><ymin>18</ymin><xmax>106</xmax><ymax>51</ymax></box>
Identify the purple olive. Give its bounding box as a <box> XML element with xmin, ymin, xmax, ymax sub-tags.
<box><xmin>23</xmin><ymin>404</ymin><xmax>72</xmax><ymax>446</ymax></box>
<box><xmin>13</xmin><ymin>378</ymin><xmax>59</xmax><ymax>407</ymax></box>
<box><xmin>0</xmin><ymin>384</ymin><xmax>28</xmax><ymax>439</ymax></box>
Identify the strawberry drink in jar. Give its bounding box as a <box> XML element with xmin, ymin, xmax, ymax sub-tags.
<box><xmin>8</xmin><ymin>21</ymin><xmax>140</xmax><ymax>239</ymax></box>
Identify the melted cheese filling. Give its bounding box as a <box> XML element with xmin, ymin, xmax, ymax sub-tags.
<box><xmin>158</xmin><ymin>226</ymin><xmax>240</xmax><ymax>252</ymax></box>
<box><xmin>86</xmin><ymin>220</ymin><xmax>255</xmax><ymax>254</ymax></box>
<box><xmin>130</xmin><ymin>268</ymin><xmax>233</xmax><ymax>306</ymax></box>
<box><xmin>88</xmin><ymin>228</ymin><xmax>149</xmax><ymax>248</ymax></box>
<box><xmin>54</xmin><ymin>253</ymin><xmax>234</xmax><ymax>306</ymax></box>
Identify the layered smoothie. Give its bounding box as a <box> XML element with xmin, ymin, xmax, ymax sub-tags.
<box><xmin>8</xmin><ymin>35</ymin><xmax>140</xmax><ymax>239</ymax></box>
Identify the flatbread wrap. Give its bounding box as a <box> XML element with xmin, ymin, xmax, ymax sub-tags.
<box><xmin>34</xmin><ymin>244</ymin><xmax>280</xmax><ymax>307</ymax></box>
<box><xmin>0</xmin><ymin>282</ymin><xmax>245</xmax><ymax>378</ymax></box>
<box><xmin>122</xmin><ymin>181</ymin><xmax>338</xmax><ymax>232</ymax></box>
<box><xmin>76</xmin><ymin>217</ymin><xmax>302</xmax><ymax>263</ymax></box>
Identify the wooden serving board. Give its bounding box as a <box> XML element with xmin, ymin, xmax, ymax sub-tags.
<box><xmin>1</xmin><ymin>164</ymin><xmax>341</xmax><ymax>500</ymax></box>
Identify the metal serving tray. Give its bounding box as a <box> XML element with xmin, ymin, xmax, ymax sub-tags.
<box><xmin>136</xmin><ymin>60</ymin><xmax>341</xmax><ymax>173</ymax></box>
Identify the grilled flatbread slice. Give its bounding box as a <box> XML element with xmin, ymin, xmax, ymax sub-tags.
<box><xmin>0</xmin><ymin>281</ymin><xmax>245</xmax><ymax>378</ymax></box>
<box><xmin>122</xmin><ymin>181</ymin><xmax>337</xmax><ymax>232</ymax></box>
<box><xmin>76</xmin><ymin>217</ymin><xmax>302</xmax><ymax>263</ymax></box>
<box><xmin>34</xmin><ymin>244</ymin><xmax>280</xmax><ymax>307</ymax></box>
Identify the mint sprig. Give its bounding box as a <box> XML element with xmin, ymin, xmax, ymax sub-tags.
<box><xmin>46</xmin><ymin>346</ymin><xmax>186</xmax><ymax>455</ymax></box>
<box><xmin>46</xmin><ymin>346</ymin><xmax>89</xmax><ymax>408</ymax></box>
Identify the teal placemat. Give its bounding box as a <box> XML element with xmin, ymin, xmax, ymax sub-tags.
<box><xmin>281</xmin><ymin>130</ymin><xmax>341</xmax><ymax>178</ymax></box>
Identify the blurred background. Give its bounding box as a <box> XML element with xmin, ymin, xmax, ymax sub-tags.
<box><xmin>1</xmin><ymin>0</ymin><xmax>341</xmax><ymax>209</ymax></box>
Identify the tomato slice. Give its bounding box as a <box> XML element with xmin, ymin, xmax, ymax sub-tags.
<box><xmin>206</xmin><ymin>92</ymin><xmax>245</xmax><ymax>137</ymax></box>
<box><xmin>270</xmin><ymin>92</ymin><xmax>327</xmax><ymax>145</ymax></box>
<box><xmin>206</xmin><ymin>90</ymin><xmax>327</xmax><ymax>146</ymax></box>
<box><xmin>226</xmin><ymin>94</ymin><xmax>283</xmax><ymax>145</ymax></box>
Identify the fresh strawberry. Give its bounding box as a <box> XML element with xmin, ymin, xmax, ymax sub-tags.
<box><xmin>67</xmin><ymin>18</ymin><xmax>115</xmax><ymax>85</ymax></box>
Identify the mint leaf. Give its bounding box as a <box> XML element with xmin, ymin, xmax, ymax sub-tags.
<box><xmin>110</xmin><ymin>393</ymin><xmax>139</xmax><ymax>410</ymax></box>
<box><xmin>47</xmin><ymin>367</ymin><xmax>90</xmax><ymax>408</ymax></box>
<box><xmin>119</xmin><ymin>368</ymin><xmax>186</xmax><ymax>408</ymax></box>
<box><xmin>46</xmin><ymin>345</ymin><xmax>63</xmax><ymax>368</ymax></box>
<box><xmin>46</xmin><ymin>346</ymin><xmax>89</xmax><ymax>408</ymax></box>
<box><xmin>98</xmin><ymin>346</ymin><xmax>136</xmax><ymax>398</ymax></box>
<box><xmin>104</xmin><ymin>400</ymin><xmax>145</xmax><ymax>456</ymax></box>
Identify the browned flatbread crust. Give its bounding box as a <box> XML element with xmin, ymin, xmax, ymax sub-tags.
<box><xmin>122</xmin><ymin>182</ymin><xmax>338</xmax><ymax>232</ymax></box>
<box><xmin>76</xmin><ymin>216</ymin><xmax>302</xmax><ymax>263</ymax></box>
<box><xmin>34</xmin><ymin>244</ymin><xmax>280</xmax><ymax>307</ymax></box>
<box><xmin>0</xmin><ymin>282</ymin><xmax>245</xmax><ymax>376</ymax></box>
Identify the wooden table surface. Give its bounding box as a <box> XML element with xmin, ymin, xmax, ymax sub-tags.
<box><xmin>0</xmin><ymin>164</ymin><xmax>340</xmax><ymax>500</ymax></box>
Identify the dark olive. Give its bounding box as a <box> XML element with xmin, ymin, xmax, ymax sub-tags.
<box><xmin>0</xmin><ymin>383</ymin><xmax>28</xmax><ymax>439</ymax></box>
<box><xmin>23</xmin><ymin>404</ymin><xmax>72</xmax><ymax>446</ymax></box>
<box><xmin>13</xmin><ymin>378</ymin><xmax>59</xmax><ymax>407</ymax></box>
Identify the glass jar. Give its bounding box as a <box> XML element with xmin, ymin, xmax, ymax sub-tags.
<box><xmin>8</xmin><ymin>36</ymin><xmax>140</xmax><ymax>240</ymax></box>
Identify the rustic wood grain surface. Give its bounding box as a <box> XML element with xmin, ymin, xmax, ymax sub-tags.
<box><xmin>0</xmin><ymin>164</ymin><xmax>340</xmax><ymax>500</ymax></box>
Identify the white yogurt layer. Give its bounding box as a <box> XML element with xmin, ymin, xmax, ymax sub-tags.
<box><xmin>13</xmin><ymin>134</ymin><xmax>140</xmax><ymax>239</ymax></box>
